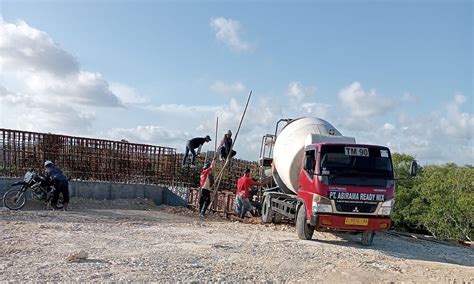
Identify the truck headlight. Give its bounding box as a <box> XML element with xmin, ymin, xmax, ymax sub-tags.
<box><xmin>377</xmin><ymin>199</ymin><xmax>394</xmax><ymax>216</ymax></box>
<box><xmin>312</xmin><ymin>194</ymin><xmax>333</xmax><ymax>214</ymax></box>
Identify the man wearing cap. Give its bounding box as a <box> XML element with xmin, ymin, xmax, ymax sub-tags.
<box><xmin>199</xmin><ymin>159</ymin><xmax>216</xmax><ymax>217</ymax></box>
<box><xmin>219</xmin><ymin>130</ymin><xmax>237</xmax><ymax>161</ymax></box>
<box><xmin>182</xmin><ymin>135</ymin><xmax>212</xmax><ymax>167</ymax></box>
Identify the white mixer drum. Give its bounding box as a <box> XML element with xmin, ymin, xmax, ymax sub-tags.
<box><xmin>272</xmin><ymin>117</ymin><xmax>342</xmax><ymax>194</ymax></box>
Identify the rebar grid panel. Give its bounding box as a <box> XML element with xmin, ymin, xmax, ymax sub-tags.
<box><xmin>0</xmin><ymin>129</ymin><xmax>177</xmax><ymax>184</ymax></box>
<box><xmin>176</xmin><ymin>152</ymin><xmax>259</xmax><ymax>192</ymax></box>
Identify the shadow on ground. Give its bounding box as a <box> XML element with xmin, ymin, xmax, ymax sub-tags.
<box><xmin>308</xmin><ymin>231</ymin><xmax>473</xmax><ymax>267</ymax></box>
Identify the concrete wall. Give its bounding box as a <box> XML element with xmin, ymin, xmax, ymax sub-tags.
<box><xmin>0</xmin><ymin>178</ymin><xmax>188</xmax><ymax>207</ymax></box>
<box><xmin>68</xmin><ymin>181</ymin><xmax>165</xmax><ymax>205</ymax></box>
<box><xmin>0</xmin><ymin>178</ymin><xmax>21</xmax><ymax>197</ymax></box>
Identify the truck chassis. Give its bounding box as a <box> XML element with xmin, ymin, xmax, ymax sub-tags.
<box><xmin>261</xmin><ymin>189</ymin><xmax>377</xmax><ymax>246</ymax></box>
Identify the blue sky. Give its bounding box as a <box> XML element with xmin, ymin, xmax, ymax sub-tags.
<box><xmin>0</xmin><ymin>0</ymin><xmax>472</xmax><ymax>165</ymax></box>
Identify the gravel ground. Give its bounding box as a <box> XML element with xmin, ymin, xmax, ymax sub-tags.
<box><xmin>0</xmin><ymin>199</ymin><xmax>473</xmax><ymax>283</ymax></box>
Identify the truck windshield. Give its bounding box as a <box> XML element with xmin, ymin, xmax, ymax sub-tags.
<box><xmin>319</xmin><ymin>145</ymin><xmax>394</xmax><ymax>186</ymax></box>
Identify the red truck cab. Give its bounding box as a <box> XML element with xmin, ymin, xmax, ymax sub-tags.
<box><xmin>296</xmin><ymin>143</ymin><xmax>395</xmax><ymax>244</ymax></box>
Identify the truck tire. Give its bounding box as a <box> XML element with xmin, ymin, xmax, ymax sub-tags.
<box><xmin>261</xmin><ymin>197</ymin><xmax>274</xmax><ymax>223</ymax></box>
<box><xmin>296</xmin><ymin>204</ymin><xmax>314</xmax><ymax>240</ymax></box>
<box><xmin>361</xmin><ymin>231</ymin><xmax>375</xmax><ymax>246</ymax></box>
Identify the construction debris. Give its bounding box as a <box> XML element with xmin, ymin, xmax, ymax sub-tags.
<box><xmin>65</xmin><ymin>250</ymin><xmax>88</xmax><ymax>262</ymax></box>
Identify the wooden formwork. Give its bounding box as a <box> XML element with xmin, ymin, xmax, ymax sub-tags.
<box><xmin>188</xmin><ymin>188</ymin><xmax>237</xmax><ymax>216</ymax></box>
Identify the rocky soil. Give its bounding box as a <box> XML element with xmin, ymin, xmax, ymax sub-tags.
<box><xmin>0</xmin><ymin>198</ymin><xmax>472</xmax><ymax>282</ymax></box>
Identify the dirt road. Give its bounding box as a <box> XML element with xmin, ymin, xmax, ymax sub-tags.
<box><xmin>0</xmin><ymin>203</ymin><xmax>472</xmax><ymax>282</ymax></box>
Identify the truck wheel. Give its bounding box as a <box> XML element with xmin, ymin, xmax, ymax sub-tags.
<box><xmin>296</xmin><ymin>204</ymin><xmax>314</xmax><ymax>240</ymax></box>
<box><xmin>261</xmin><ymin>197</ymin><xmax>274</xmax><ymax>223</ymax></box>
<box><xmin>361</xmin><ymin>231</ymin><xmax>375</xmax><ymax>246</ymax></box>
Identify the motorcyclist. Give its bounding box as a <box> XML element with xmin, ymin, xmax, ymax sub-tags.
<box><xmin>43</xmin><ymin>160</ymin><xmax>69</xmax><ymax>211</ymax></box>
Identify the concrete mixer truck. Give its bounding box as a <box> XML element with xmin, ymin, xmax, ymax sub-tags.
<box><xmin>258</xmin><ymin>117</ymin><xmax>417</xmax><ymax>246</ymax></box>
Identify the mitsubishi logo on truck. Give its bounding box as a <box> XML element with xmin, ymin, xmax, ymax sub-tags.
<box><xmin>353</xmin><ymin>207</ymin><xmax>359</xmax><ymax>213</ymax></box>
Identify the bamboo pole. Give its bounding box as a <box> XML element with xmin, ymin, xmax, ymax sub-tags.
<box><xmin>211</xmin><ymin>91</ymin><xmax>252</xmax><ymax>207</ymax></box>
<box><xmin>214</xmin><ymin>117</ymin><xmax>219</xmax><ymax>159</ymax></box>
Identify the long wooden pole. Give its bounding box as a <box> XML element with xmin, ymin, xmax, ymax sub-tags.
<box><xmin>211</xmin><ymin>91</ymin><xmax>252</xmax><ymax>205</ymax></box>
<box><xmin>214</xmin><ymin>117</ymin><xmax>219</xmax><ymax>159</ymax></box>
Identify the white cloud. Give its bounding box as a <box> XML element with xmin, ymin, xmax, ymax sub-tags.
<box><xmin>439</xmin><ymin>94</ymin><xmax>474</xmax><ymax>139</ymax></box>
<box><xmin>210</xmin><ymin>17</ymin><xmax>252</xmax><ymax>51</ymax></box>
<box><xmin>144</xmin><ymin>104</ymin><xmax>221</xmax><ymax>113</ymax></box>
<box><xmin>107</xmin><ymin>126</ymin><xmax>190</xmax><ymax>149</ymax></box>
<box><xmin>0</xmin><ymin>19</ymin><xmax>122</xmax><ymax>107</ymax></box>
<box><xmin>16</xmin><ymin>105</ymin><xmax>95</xmax><ymax>133</ymax></box>
<box><xmin>0</xmin><ymin>85</ymin><xmax>26</xmax><ymax>104</ymax></box>
<box><xmin>210</xmin><ymin>80</ymin><xmax>246</xmax><ymax>96</ymax></box>
<box><xmin>109</xmin><ymin>82</ymin><xmax>148</xmax><ymax>105</ymax></box>
<box><xmin>383</xmin><ymin>122</ymin><xmax>395</xmax><ymax>131</ymax></box>
<box><xmin>339</xmin><ymin>117</ymin><xmax>377</xmax><ymax>132</ymax></box>
<box><xmin>300</xmin><ymin>102</ymin><xmax>331</xmax><ymax>118</ymax></box>
<box><xmin>0</xmin><ymin>19</ymin><xmax>128</xmax><ymax>134</ymax></box>
<box><xmin>0</xmin><ymin>84</ymin><xmax>95</xmax><ymax>133</ymax></box>
<box><xmin>350</xmin><ymin>93</ymin><xmax>473</xmax><ymax>165</ymax></box>
<box><xmin>286</xmin><ymin>81</ymin><xmax>316</xmax><ymax>101</ymax></box>
<box><xmin>401</xmin><ymin>92</ymin><xmax>418</xmax><ymax>103</ymax></box>
<box><xmin>453</xmin><ymin>94</ymin><xmax>467</xmax><ymax>104</ymax></box>
<box><xmin>338</xmin><ymin>81</ymin><xmax>395</xmax><ymax>119</ymax></box>
<box><xmin>0</xmin><ymin>19</ymin><xmax>79</xmax><ymax>75</ymax></box>
<box><xmin>26</xmin><ymin>71</ymin><xmax>121</xmax><ymax>107</ymax></box>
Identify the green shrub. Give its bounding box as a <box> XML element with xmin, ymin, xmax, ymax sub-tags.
<box><xmin>413</xmin><ymin>164</ymin><xmax>473</xmax><ymax>241</ymax></box>
<box><xmin>391</xmin><ymin>153</ymin><xmax>422</xmax><ymax>232</ymax></box>
<box><xmin>391</xmin><ymin>153</ymin><xmax>473</xmax><ymax>241</ymax></box>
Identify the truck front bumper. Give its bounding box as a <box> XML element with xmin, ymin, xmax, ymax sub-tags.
<box><xmin>311</xmin><ymin>214</ymin><xmax>391</xmax><ymax>231</ymax></box>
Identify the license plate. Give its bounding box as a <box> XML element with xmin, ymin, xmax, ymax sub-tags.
<box><xmin>345</xmin><ymin>217</ymin><xmax>369</xmax><ymax>226</ymax></box>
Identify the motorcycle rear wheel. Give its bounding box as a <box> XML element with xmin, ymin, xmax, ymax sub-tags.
<box><xmin>3</xmin><ymin>187</ymin><xmax>27</xmax><ymax>210</ymax></box>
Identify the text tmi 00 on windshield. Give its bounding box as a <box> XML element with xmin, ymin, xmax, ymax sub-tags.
<box><xmin>345</xmin><ymin>147</ymin><xmax>369</xmax><ymax>157</ymax></box>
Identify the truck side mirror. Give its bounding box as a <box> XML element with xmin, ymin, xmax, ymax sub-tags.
<box><xmin>410</xmin><ymin>160</ymin><xmax>418</xmax><ymax>177</ymax></box>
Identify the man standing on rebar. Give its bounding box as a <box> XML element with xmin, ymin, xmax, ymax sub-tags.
<box><xmin>199</xmin><ymin>159</ymin><xmax>216</xmax><ymax>218</ymax></box>
<box><xmin>235</xmin><ymin>168</ymin><xmax>261</xmax><ymax>219</ymax></box>
<box><xmin>218</xmin><ymin>130</ymin><xmax>237</xmax><ymax>161</ymax></box>
<box><xmin>182</xmin><ymin>135</ymin><xmax>212</xmax><ymax>167</ymax></box>
<box><xmin>43</xmin><ymin>160</ymin><xmax>69</xmax><ymax>211</ymax></box>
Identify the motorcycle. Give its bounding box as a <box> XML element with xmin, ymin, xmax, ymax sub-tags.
<box><xmin>2</xmin><ymin>170</ymin><xmax>63</xmax><ymax>210</ymax></box>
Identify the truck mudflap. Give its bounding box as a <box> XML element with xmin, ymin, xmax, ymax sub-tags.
<box><xmin>312</xmin><ymin>214</ymin><xmax>391</xmax><ymax>231</ymax></box>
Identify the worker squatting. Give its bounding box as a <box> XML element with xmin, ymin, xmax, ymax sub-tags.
<box><xmin>183</xmin><ymin>130</ymin><xmax>260</xmax><ymax>219</ymax></box>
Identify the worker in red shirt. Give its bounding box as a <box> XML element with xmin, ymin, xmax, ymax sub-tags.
<box><xmin>199</xmin><ymin>159</ymin><xmax>216</xmax><ymax>218</ymax></box>
<box><xmin>235</xmin><ymin>168</ymin><xmax>261</xmax><ymax>218</ymax></box>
